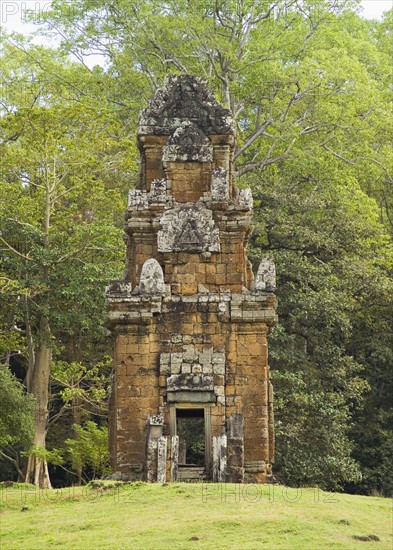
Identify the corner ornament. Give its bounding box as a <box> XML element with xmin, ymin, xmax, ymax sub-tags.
<box><xmin>139</xmin><ymin>259</ymin><xmax>166</xmax><ymax>295</ymax></box>
<box><xmin>253</xmin><ymin>258</ymin><xmax>276</xmax><ymax>292</ymax></box>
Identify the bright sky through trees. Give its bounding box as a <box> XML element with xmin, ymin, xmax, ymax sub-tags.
<box><xmin>1</xmin><ymin>0</ymin><xmax>391</xmax><ymax>35</ymax></box>
<box><xmin>1</xmin><ymin>1</ymin><xmax>390</xmax><ymax>68</ymax></box>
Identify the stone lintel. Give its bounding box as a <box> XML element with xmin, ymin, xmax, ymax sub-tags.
<box><xmin>167</xmin><ymin>391</ymin><xmax>216</xmax><ymax>403</ymax></box>
<box><xmin>167</xmin><ymin>373</ymin><xmax>214</xmax><ymax>391</ymax></box>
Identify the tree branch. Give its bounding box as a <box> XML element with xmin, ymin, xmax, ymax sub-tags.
<box><xmin>235</xmin><ymin>118</ymin><xmax>274</xmax><ymax>160</ymax></box>
<box><xmin>0</xmin><ymin>237</ymin><xmax>32</xmax><ymax>261</ymax></box>
<box><xmin>236</xmin><ymin>154</ymin><xmax>291</xmax><ymax>177</ymax></box>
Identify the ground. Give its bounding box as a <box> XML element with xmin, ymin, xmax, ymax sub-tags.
<box><xmin>0</xmin><ymin>483</ymin><xmax>391</xmax><ymax>549</ymax></box>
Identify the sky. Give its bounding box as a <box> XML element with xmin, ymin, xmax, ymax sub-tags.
<box><xmin>360</xmin><ymin>0</ymin><xmax>392</xmax><ymax>18</ymax></box>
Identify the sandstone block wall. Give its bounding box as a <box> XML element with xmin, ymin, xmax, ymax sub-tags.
<box><xmin>106</xmin><ymin>75</ymin><xmax>277</xmax><ymax>483</ymax></box>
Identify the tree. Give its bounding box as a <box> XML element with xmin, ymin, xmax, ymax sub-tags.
<box><xmin>0</xmin><ymin>38</ymin><xmax>126</xmax><ymax>486</ymax></box>
<box><xmin>40</xmin><ymin>1</ymin><xmax>391</xmax><ymax>182</ymax></box>
<box><xmin>0</xmin><ymin>365</ymin><xmax>36</xmax><ymax>480</ymax></box>
<box><xmin>250</xmin><ymin>169</ymin><xmax>393</xmax><ymax>487</ymax></box>
<box><xmin>65</xmin><ymin>422</ymin><xmax>110</xmax><ymax>481</ymax></box>
<box><xmin>0</xmin><ymin>275</ymin><xmax>25</xmax><ymax>366</ymax></box>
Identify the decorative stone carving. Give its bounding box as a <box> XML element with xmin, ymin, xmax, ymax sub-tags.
<box><xmin>139</xmin><ymin>259</ymin><xmax>166</xmax><ymax>294</ymax></box>
<box><xmin>160</xmin><ymin>346</ymin><xmax>225</xmax><ymax>377</ymax></box>
<box><xmin>211</xmin><ymin>167</ymin><xmax>229</xmax><ymax>200</ymax></box>
<box><xmin>149</xmin><ymin>414</ymin><xmax>164</xmax><ymax>426</ymax></box>
<box><xmin>105</xmin><ymin>280</ymin><xmax>132</xmax><ymax>298</ymax></box>
<box><xmin>150</xmin><ymin>178</ymin><xmax>167</xmax><ymax>202</ymax></box>
<box><xmin>213</xmin><ymin>434</ymin><xmax>227</xmax><ymax>482</ymax></box>
<box><xmin>158</xmin><ymin>204</ymin><xmax>220</xmax><ymax>252</ymax></box>
<box><xmin>162</xmin><ymin>121</ymin><xmax>213</xmax><ymax>163</ymax></box>
<box><xmin>170</xmin><ymin>435</ymin><xmax>179</xmax><ymax>481</ymax></box>
<box><xmin>139</xmin><ymin>74</ymin><xmax>234</xmax><ymax>136</ymax></box>
<box><xmin>253</xmin><ymin>258</ymin><xmax>276</xmax><ymax>292</ymax></box>
<box><xmin>167</xmin><ymin>373</ymin><xmax>214</xmax><ymax>392</ymax></box>
<box><xmin>238</xmin><ymin>188</ymin><xmax>253</xmax><ymax>209</ymax></box>
<box><xmin>128</xmin><ymin>189</ymin><xmax>148</xmax><ymax>209</ymax></box>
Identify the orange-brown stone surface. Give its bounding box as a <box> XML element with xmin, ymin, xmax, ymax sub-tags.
<box><xmin>106</xmin><ymin>75</ymin><xmax>277</xmax><ymax>482</ymax></box>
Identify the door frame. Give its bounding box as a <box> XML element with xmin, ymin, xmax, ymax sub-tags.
<box><xmin>170</xmin><ymin>403</ymin><xmax>212</xmax><ymax>473</ymax></box>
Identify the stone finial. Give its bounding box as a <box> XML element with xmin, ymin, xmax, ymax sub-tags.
<box><xmin>253</xmin><ymin>258</ymin><xmax>276</xmax><ymax>292</ymax></box>
<box><xmin>238</xmin><ymin>188</ymin><xmax>253</xmax><ymax>210</ymax></box>
<box><xmin>211</xmin><ymin>167</ymin><xmax>229</xmax><ymax>200</ymax></box>
<box><xmin>162</xmin><ymin>121</ymin><xmax>213</xmax><ymax>162</ymax></box>
<box><xmin>139</xmin><ymin>259</ymin><xmax>166</xmax><ymax>295</ymax></box>
<box><xmin>138</xmin><ymin>75</ymin><xmax>234</xmax><ymax>136</ymax></box>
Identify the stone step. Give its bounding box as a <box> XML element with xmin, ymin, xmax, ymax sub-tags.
<box><xmin>177</xmin><ymin>466</ymin><xmax>206</xmax><ymax>481</ymax></box>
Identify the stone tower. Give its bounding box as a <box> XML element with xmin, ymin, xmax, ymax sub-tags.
<box><xmin>106</xmin><ymin>75</ymin><xmax>277</xmax><ymax>483</ymax></box>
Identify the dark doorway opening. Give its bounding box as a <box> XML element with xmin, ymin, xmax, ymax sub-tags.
<box><xmin>176</xmin><ymin>408</ymin><xmax>205</xmax><ymax>466</ymax></box>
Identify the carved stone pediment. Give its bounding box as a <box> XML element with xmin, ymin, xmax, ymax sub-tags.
<box><xmin>162</xmin><ymin>121</ymin><xmax>213</xmax><ymax>163</ymax></box>
<box><xmin>158</xmin><ymin>204</ymin><xmax>220</xmax><ymax>252</ymax></box>
<box><xmin>139</xmin><ymin>75</ymin><xmax>234</xmax><ymax>136</ymax></box>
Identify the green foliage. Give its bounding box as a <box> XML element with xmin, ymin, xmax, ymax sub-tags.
<box><xmin>65</xmin><ymin>422</ymin><xmax>110</xmax><ymax>479</ymax></box>
<box><xmin>249</xmin><ymin>160</ymin><xmax>393</xmax><ymax>489</ymax></box>
<box><xmin>0</xmin><ymin>39</ymin><xmax>126</xmax><ymax>484</ymax></box>
<box><xmin>0</xmin><ymin>39</ymin><xmax>128</xmax><ymax>347</ymax></box>
<box><xmin>24</xmin><ymin>445</ymin><xmax>64</xmax><ymax>466</ymax></box>
<box><xmin>51</xmin><ymin>358</ymin><xmax>110</xmax><ymax>418</ymax></box>
<box><xmin>177</xmin><ymin>416</ymin><xmax>205</xmax><ymax>465</ymax></box>
<box><xmin>0</xmin><ymin>366</ymin><xmax>35</xmax><ymax>449</ymax></box>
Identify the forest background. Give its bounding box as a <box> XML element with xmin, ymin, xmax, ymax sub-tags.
<box><xmin>0</xmin><ymin>0</ymin><xmax>392</xmax><ymax>495</ymax></box>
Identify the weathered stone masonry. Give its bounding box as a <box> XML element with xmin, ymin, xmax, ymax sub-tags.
<box><xmin>106</xmin><ymin>75</ymin><xmax>277</xmax><ymax>483</ymax></box>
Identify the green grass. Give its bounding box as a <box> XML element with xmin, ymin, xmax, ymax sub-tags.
<box><xmin>0</xmin><ymin>483</ymin><xmax>391</xmax><ymax>549</ymax></box>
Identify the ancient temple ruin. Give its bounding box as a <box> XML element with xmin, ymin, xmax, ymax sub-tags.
<box><xmin>106</xmin><ymin>75</ymin><xmax>277</xmax><ymax>483</ymax></box>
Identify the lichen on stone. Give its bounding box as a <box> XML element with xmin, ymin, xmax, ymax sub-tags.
<box><xmin>253</xmin><ymin>258</ymin><xmax>276</xmax><ymax>292</ymax></box>
<box><xmin>139</xmin><ymin>75</ymin><xmax>234</xmax><ymax>136</ymax></box>
<box><xmin>139</xmin><ymin>259</ymin><xmax>166</xmax><ymax>295</ymax></box>
<box><xmin>157</xmin><ymin>204</ymin><xmax>220</xmax><ymax>253</ymax></box>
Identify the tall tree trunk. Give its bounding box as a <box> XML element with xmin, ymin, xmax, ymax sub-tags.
<box><xmin>72</xmin><ymin>392</ymin><xmax>83</xmax><ymax>484</ymax></box>
<box><xmin>25</xmin><ymin>316</ymin><xmax>52</xmax><ymax>488</ymax></box>
<box><xmin>24</xmin><ymin>295</ymin><xmax>35</xmax><ymax>390</ymax></box>
<box><xmin>67</xmin><ymin>336</ymin><xmax>83</xmax><ymax>484</ymax></box>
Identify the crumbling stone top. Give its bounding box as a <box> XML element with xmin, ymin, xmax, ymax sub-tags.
<box><xmin>139</xmin><ymin>75</ymin><xmax>234</xmax><ymax>136</ymax></box>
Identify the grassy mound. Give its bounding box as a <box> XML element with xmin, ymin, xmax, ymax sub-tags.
<box><xmin>0</xmin><ymin>483</ymin><xmax>391</xmax><ymax>549</ymax></box>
